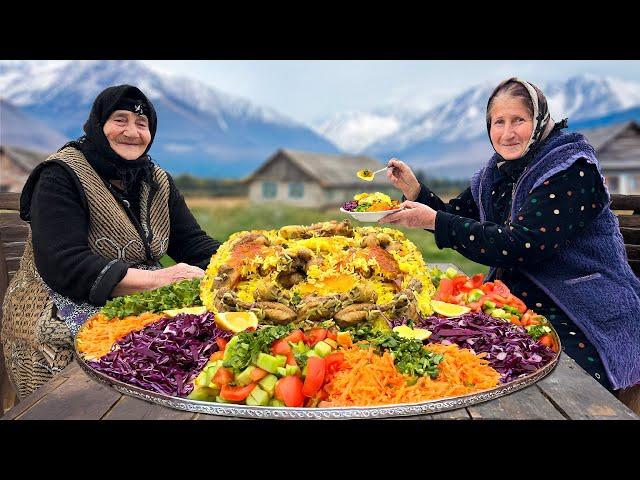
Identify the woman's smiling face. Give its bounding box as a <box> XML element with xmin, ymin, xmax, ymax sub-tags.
<box><xmin>103</xmin><ymin>110</ymin><xmax>151</xmax><ymax>160</ymax></box>
<box><xmin>489</xmin><ymin>96</ymin><xmax>534</xmax><ymax>160</ymax></box>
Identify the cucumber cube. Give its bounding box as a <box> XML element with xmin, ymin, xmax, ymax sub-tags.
<box><xmin>258</xmin><ymin>374</ymin><xmax>278</xmax><ymax>397</ymax></box>
<box><xmin>256</xmin><ymin>352</ymin><xmax>287</xmax><ymax>374</ymax></box>
<box><xmin>245</xmin><ymin>386</ymin><xmax>270</xmax><ymax>406</ymax></box>
<box><xmin>314</xmin><ymin>341</ymin><xmax>332</xmax><ymax>358</ymax></box>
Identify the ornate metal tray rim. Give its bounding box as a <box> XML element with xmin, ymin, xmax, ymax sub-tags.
<box><xmin>75</xmin><ymin>335</ymin><xmax>561</xmax><ymax>420</ymax></box>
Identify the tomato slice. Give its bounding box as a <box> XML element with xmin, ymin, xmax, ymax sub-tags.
<box><xmin>480</xmin><ymin>281</ymin><xmax>495</xmax><ymax>293</ymax></box>
<box><xmin>509</xmin><ymin>295</ymin><xmax>528</xmax><ymax>314</ymax></box>
<box><xmin>220</xmin><ymin>383</ymin><xmax>256</xmax><ymax>401</ymax></box>
<box><xmin>275</xmin><ymin>376</ymin><xmax>305</xmax><ymax>407</ymax></box>
<box><xmin>324</xmin><ymin>352</ymin><xmax>345</xmax><ymax>372</ymax></box>
<box><xmin>305</xmin><ymin>328</ymin><xmax>328</xmax><ymax>347</ymax></box>
<box><xmin>471</xmin><ymin>273</ymin><xmax>485</xmax><ymax>288</ymax></box>
<box><xmin>209</xmin><ymin>350</ymin><xmax>225</xmax><ymax>361</ymax></box>
<box><xmin>438</xmin><ymin>278</ymin><xmax>454</xmax><ymax>299</ymax></box>
<box><xmin>215</xmin><ymin>338</ymin><xmax>228</xmax><ymax>352</ymax></box>
<box><xmin>326</xmin><ymin>329</ymin><xmax>338</xmax><ymax>341</ymax></box>
<box><xmin>212</xmin><ymin>367</ymin><xmax>234</xmax><ymax>386</ymax></box>
<box><xmin>539</xmin><ymin>335</ymin><xmax>554</xmax><ymax>349</ymax></box>
<box><xmin>285</xmin><ymin>352</ymin><xmax>298</xmax><ymax>367</ymax></box>
<box><xmin>493</xmin><ymin>280</ymin><xmax>511</xmax><ymax>297</ymax></box>
<box><xmin>302</xmin><ymin>356</ymin><xmax>326</xmax><ymax>397</ymax></box>
<box><xmin>283</xmin><ymin>329</ymin><xmax>305</xmax><ymax>344</ymax></box>
<box><xmin>249</xmin><ymin>367</ymin><xmax>269</xmax><ymax>382</ymax></box>
<box><xmin>451</xmin><ymin>275</ymin><xmax>468</xmax><ymax>294</ymax></box>
<box><xmin>271</xmin><ymin>338</ymin><xmax>292</xmax><ymax>355</ymax></box>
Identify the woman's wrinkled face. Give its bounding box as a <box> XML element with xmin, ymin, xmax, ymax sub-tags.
<box><xmin>103</xmin><ymin>110</ymin><xmax>151</xmax><ymax>160</ymax></box>
<box><xmin>489</xmin><ymin>96</ymin><xmax>534</xmax><ymax>160</ymax></box>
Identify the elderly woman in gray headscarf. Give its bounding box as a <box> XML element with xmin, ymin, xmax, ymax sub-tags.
<box><xmin>379</xmin><ymin>77</ymin><xmax>640</xmax><ymax>413</ymax></box>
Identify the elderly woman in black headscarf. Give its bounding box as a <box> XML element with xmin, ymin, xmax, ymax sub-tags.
<box><xmin>2</xmin><ymin>85</ymin><xmax>221</xmax><ymax>398</ymax></box>
<box><xmin>379</xmin><ymin>77</ymin><xmax>640</xmax><ymax>411</ymax></box>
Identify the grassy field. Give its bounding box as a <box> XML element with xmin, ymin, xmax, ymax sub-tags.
<box><xmin>163</xmin><ymin>197</ymin><xmax>488</xmax><ymax>276</ymax></box>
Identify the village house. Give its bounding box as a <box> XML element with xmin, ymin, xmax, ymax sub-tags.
<box><xmin>245</xmin><ymin>149</ymin><xmax>393</xmax><ymax>208</ymax></box>
<box><xmin>0</xmin><ymin>145</ymin><xmax>50</xmax><ymax>193</ymax></box>
<box><xmin>580</xmin><ymin>121</ymin><xmax>640</xmax><ymax>194</ymax></box>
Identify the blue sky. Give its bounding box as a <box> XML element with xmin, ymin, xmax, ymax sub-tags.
<box><xmin>143</xmin><ymin>60</ymin><xmax>640</xmax><ymax>124</ymax></box>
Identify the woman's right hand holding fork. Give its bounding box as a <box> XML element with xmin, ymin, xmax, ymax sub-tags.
<box><xmin>386</xmin><ymin>158</ymin><xmax>421</xmax><ymax>201</ymax></box>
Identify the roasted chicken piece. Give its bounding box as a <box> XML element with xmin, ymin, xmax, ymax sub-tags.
<box><xmin>275</xmin><ymin>247</ymin><xmax>317</xmax><ymax>288</ymax></box>
<box><xmin>307</xmin><ymin>219</ymin><xmax>354</xmax><ymax>238</ymax></box>
<box><xmin>232</xmin><ymin>232</ymin><xmax>271</xmax><ymax>249</ymax></box>
<box><xmin>296</xmin><ymin>294</ymin><xmax>345</xmax><ymax>322</ymax></box>
<box><xmin>333</xmin><ymin>303</ymin><xmax>382</xmax><ymax>326</ymax></box>
<box><xmin>212</xmin><ymin>264</ymin><xmax>242</xmax><ymax>290</ymax></box>
<box><xmin>253</xmin><ymin>281</ymin><xmax>291</xmax><ymax>304</ymax></box>
<box><xmin>251</xmin><ymin>302</ymin><xmax>297</xmax><ymax>324</ymax></box>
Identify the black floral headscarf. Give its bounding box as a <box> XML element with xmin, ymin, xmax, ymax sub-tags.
<box><xmin>61</xmin><ymin>84</ymin><xmax>158</xmax><ymax>193</ymax></box>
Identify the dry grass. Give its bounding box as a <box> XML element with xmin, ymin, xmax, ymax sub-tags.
<box><xmin>185</xmin><ymin>196</ymin><xmax>250</xmax><ymax>209</ymax></box>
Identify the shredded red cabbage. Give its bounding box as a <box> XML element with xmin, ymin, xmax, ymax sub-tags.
<box><xmin>341</xmin><ymin>200</ymin><xmax>358</xmax><ymax>211</ymax></box>
<box><xmin>392</xmin><ymin>313</ymin><xmax>556</xmax><ymax>383</ymax></box>
<box><xmin>88</xmin><ymin>312</ymin><xmax>232</xmax><ymax>397</ymax></box>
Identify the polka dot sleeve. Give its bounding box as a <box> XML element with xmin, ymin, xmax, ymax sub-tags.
<box><xmin>406</xmin><ymin>183</ymin><xmax>480</xmax><ymax>221</ymax></box>
<box><xmin>434</xmin><ymin>160</ymin><xmax>608</xmax><ymax>267</ymax></box>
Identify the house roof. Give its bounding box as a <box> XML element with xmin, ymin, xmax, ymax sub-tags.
<box><xmin>247</xmin><ymin>149</ymin><xmax>390</xmax><ymax>187</ymax></box>
<box><xmin>0</xmin><ymin>144</ymin><xmax>50</xmax><ymax>172</ymax></box>
<box><xmin>579</xmin><ymin>121</ymin><xmax>640</xmax><ymax>151</ymax></box>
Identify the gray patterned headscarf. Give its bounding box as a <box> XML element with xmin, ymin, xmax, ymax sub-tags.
<box><xmin>486</xmin><ymin>77</ymin><xmax>558</xmax><ymax>159</ymax></box>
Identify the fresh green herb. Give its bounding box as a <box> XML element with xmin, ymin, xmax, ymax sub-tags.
<box><xmin>101</xmin><ymin>278</ymin><xmax>202</xmax><ymax>319</ymax></box>
<box><xmin>345</xmin><ymin>325</ymin><xmax>443</xmax><ymax>378</ymax></box>
<box><xmin>290</xmin><ymin>291</ymin><xmax>302</xmax><ymax>306</ymax></box>
<box><xmin>222</xmin><ymin>325</ymin><xmax>292</xmax><ymax>373</ymax></box>
<box><xmin>526</xmin><ymin>325</ymin><xmax>552</xmax><ymax>341</ymax></box>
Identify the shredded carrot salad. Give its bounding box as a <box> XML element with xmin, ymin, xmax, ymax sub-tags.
<box><xmin>323</xmin><ymin>343</ymin><xmax>501</xmax><ymax>406</ymax></box>
<box><xmin>76</xmin><ymin>312</ymin><xmax>165</xmax><ymax>359</ymax></box>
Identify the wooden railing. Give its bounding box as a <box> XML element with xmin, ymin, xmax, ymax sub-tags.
<box><xmin>0</xmin><ymin>192</ymin><xmax>25</xmax><ymax>414</ymax></box>
<box><xmin>611</xmin><ymin>194</ymin><xmax>640</xmax><ymax>277</ymax></box>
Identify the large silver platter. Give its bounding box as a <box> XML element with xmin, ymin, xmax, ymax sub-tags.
<box><xmin>75</xmin><ymin>327</ymin><xmax>561</xmax><ymax>419</ymax></box>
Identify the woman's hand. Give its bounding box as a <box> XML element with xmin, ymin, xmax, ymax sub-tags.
<box><xmin>386</xmin><ymin>158</ymin><xmax>421</xmax><ymax>200</ymax></box>
<box><xmin>111</xmin><ymin>263</ymin><xmax>205</xmax><ymax>297</ymax></box>
<box><xmin>378</xmin><ymin>201</ymin><xmax>437</xmax><ymax>229</ymax></box>
<box><xmin>153</xmin><ymin>263</ymin><xmax>205</xmax><ymax>288</ymax></box>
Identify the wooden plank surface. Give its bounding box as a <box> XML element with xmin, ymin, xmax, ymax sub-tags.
<box><xmin>15</xmin><ymin>367</ymin><xmax>121</xmax><ymax>420</ymax></box>
<box><xmin>429</xmin><ymin>408</ymin><xmax>473</xmax><ymax>420</ymax></box>
<box><xmin>611</xmin><ymin>194</ymin><xmax>640</xmax><ymax>212</ymax></box>
<box><xmin>621</xmin><ymin>227</ymin><xmax>640</xmax><ymax>245</ymax></box>
<box><xmin>617</xmin><ymin>215</ymin><xmax>640</xmax><ymax>228</ymax></box>
<box><xmin>535</xmin><ymin>354</ymin><xmax>639</xmax><ymax>420</ymax></box>
<box><xmin>625</xmin><ymin>244</ymin><xmax>640</xmax><ymax>259</ymax></box>
<box><xmin>467</xmin><ymin>384</ymin><xmax>566</xmax><ymax>420</ymax></box>
<box><xmin>0</xmin><ymin>224</ymin><xmax>29</xmax><ymax>243</ymax></box>
<box><xmin>1</xmin><ymin>373</ymin><xmax>70</xmax><ymax>420</ymax></box>
<box><xmin>0</xmin><ymin>193</ymin><xmax>20</xmax><ymax>211</ymax></box>
<box><xmin>102</xmin><ymin>396</ymin><xmax>197</xmax><ymax>420</ymax></box>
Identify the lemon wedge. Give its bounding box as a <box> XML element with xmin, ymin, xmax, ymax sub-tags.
<box><xmin>430</xmin><ymin>300</ymin><xmax>471</xmax><ymax>317</ymax></box>
<box><xmin>392</xmin><ymin>325</ymin><xmax>432</xmax><ymax>341</ymax></box>
<box><xmin>164</xmin><ymin>306</ymin><xmax>208</xmax><ymax>317</ymax></box>
<box><xmin>214</xmin><ymin>311</ymin><xmax>259</xmax><ymax>333</ymax></box>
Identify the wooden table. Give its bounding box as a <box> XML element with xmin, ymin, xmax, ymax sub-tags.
<box><xmin>2</xmin><ymin>263</ymin><xmax>638</xmax><ymax>420</ymax></box>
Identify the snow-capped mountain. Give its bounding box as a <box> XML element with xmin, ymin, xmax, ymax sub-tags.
<box><xmin>313</xmin><ymin>109</ymin><xmax>421</xmax><ymax>153</ymax></box>
<box><xmin>356</xmin><ymin>74</ymin><xmax>640</xmax><ymax>178</ymax></box>
<box><xmin>0</xmin><ymin>60</ymin><xmax>339</xmax><ymax>178</ymax></box>
<box><xmin>0</xmin><ymin>97</ymin><xmax>69</xmax><ymax>152</ymax></box>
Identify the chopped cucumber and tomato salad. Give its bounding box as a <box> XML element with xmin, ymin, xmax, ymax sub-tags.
<box><xmin>187</xmin><ymin>324</ymin><xmax>443</xmax><ymax>407</ymax></box>
<box><xmin>430</xmin><ymin>267</ymin><xmax>559</xmax><ymax>352</ymax></box>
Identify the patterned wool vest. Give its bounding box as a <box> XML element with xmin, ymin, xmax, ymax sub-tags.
<box><xmin>1</xmin><ymin>147</ymin><xmax>171</xmax><ymax>395</ymax></box>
